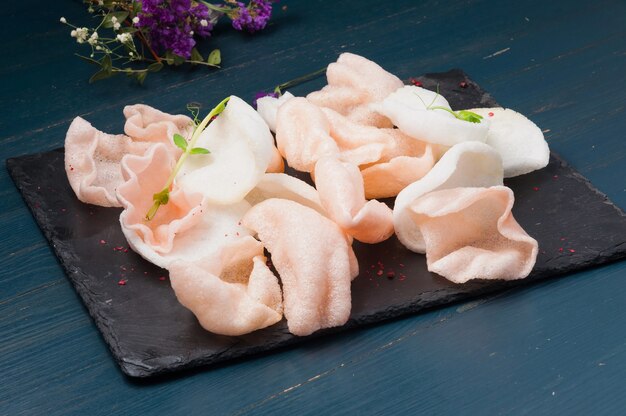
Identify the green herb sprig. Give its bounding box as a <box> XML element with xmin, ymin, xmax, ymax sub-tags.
<box><xmin>414</xmin><ymin>85</ymin><xmax>484</xmax><ymax>124</ymax></box>
<box><xmin>145</xmin><ymin>96</ymin><xmax>230</xmax><ymax>221</ymax></box>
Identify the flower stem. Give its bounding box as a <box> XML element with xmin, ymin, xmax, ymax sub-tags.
<box><xmin>273</xmin><ymin>67</ymin><xmax>327</xmax><ymax>95</ymax></box>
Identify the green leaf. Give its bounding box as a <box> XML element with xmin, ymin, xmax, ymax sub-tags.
<box><xmin>101</xmin><ymin>54</ymin><xmax>112</xmax><ymax>73</ymax></box>
<box><xmin>147</xmin><ymin>62</ymin><xmax>163</xmax><ymax>72</ymax></box>
<box><xmin>152</xmin><ymin>188</ymin><xmax>169</xmax><ymax>205</ymax></box>
<box><xmin>173</xmin><ymin>133</ymin><xmax>188</xmax><ymax>150</ymax></box>
<box><xmin>456</xmin><ymin>110</ymin><xmax>483</xmax><ymax>124</ymax></box>
<box><xmin>118</xmin><ymin>27</ymin><xmax>138</xmax><ymax>34</ymax></box>
<box><xmin>189</xmin><ymin>147</ymin><xmax>210</xmax><ymax>155</ymax></box>
<box><xmin>165</xmin><ymin>51</ymin><xmax>185</xmax><ymax>66</ymax></box>
<box><xmin>190</xmin><ymin>48</ymin><xmax>203</xmax><ymax>64</ymax></box>
<box><xmin>89</xmin><ymin>69</ymin><xmax>113</xmax><ymax>83</ymax></box>
<box><xmin>207</xmin><ymin>49</ymin><xmax>221</xmax><ymax>66</ymax></box>
<box><xmin>136</xmin><ymin>71</ymin><xmax>147</xmax><ymax>85</ymax></box>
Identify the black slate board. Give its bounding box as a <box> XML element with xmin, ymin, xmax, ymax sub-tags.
<box><xmin>7</xmin><ymin>70</ymin><xmax>626</xmax><ymax>378</ymax></box>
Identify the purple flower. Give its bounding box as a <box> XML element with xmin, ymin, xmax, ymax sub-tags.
<box><xmin>137</xmin><ymin>0</ymin><xmax>214</xmax><ymax>59</ymax></box>
<box><xmin>231</xmin><ymin>0</ymin><xmax>274</xmax><ymax>33</ymax></box>
<box><xmin>252</xmin><ymin>90</ymin><xmax>278</xmax><ymax>108</ymax></box>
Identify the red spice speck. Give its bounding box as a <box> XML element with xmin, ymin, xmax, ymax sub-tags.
<box><xmin>399</xmin><ymin>263</ymin><xmax>405</xmax><ymax>268</ymax></box>
<box><xmin>559</xmin><ymin>247</ymin><xmax>564</xmax><ymax>252</ymax></box>
<box><xmin>459</xmin><ymin>81</ymin><xmax>468</xmax><ymax>88</ymax></box>
<box><xmin>144</xmin><ymin>271</ymin><xmax>148</xmax><ymax>275</ymax></box>
<box><xmin>370</xmin><ymin>264</ymin><xmax>375</xmax><ymax>269</ymax></box>
<box><xmin>70</xmin><ymin>166</ymin><xmax>74</xmax><ymax>171</ymax></box>
<box><xmin>100</xmin><ymin>239</ymin><xmax>107</xmax><ymax>245</ymax></box>
<box><xmin>569</xmin><ymin>249</ymin><xmax>576</xmax><ymax>253</ymax></box>
<box><xmin>399</xmin><ymin>274</ymin><xmax>406</xmax><ymax>281</ymax></box>
<box><xmin>120</xmin><ymin>266</ymin><xmax>127</xmax><ymax>271</ymax></box>
<box><xmin>236</xmin><ymin>232</ymin><xmax>240</xmax><ymax>236</ymax></box>
<box><xmin>376</xmin><ymin>270</ymin><xmax>384</xmax><ymax>276</ymax></box>
<box><xmin>553</xmin><ymin>175</ymin><xmax>559</xmax><ymax>179</ymax></box>
<box><xmin>560</xmin><ymin>237</ymin><xmax>566</xmax><ymax>241</ymax></box>
<box><xmin>118</xmin><ymin>279</ymin><xmax>127</xmax><ymax>286</ymax></box>
<box><xmin>409</xmin><ymin>78</ymin><xmax>422</xmax><ymax>87</ymax></box>
<box><xmin>387</xmin><ymin>271</ymin><xmax>395</xmax><ymax>279</ymax></box>
<box><xmin>533</xmin><ymin>187</ymin><xmax>540</xmax><ymax>191</ymax></box>
<box><xmin>488</xmin><ymin>112</ymin><xmax>494</xmax><ymax>117</ymax></box>
<box><xmin>159</xmin><ymin>276</ymin><xmax>166</xmax><ymax>281</ymax></box>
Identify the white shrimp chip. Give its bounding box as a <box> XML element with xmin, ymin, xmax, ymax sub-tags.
<box><xmin>372</xmin><ymin>85</ymin><xmax>490</xmax><ymax>146</ymax></box>
<box><xmin>65</xmin><ymin>117</ymin><xmax>150</xmax><ymax>207</ymax></box>
<box><xmin>409</xmin><ymin>186</ymin><xmax>538</xmax><ymax>283</ymax></box>
<box><xmin>275</xmin><ymin>97</ymin><xmax>341</xmax><ymax>172</ymax></box>
<box><xmin>256</xmin><ymin>91</ymin><xmax>295</xmax><ymax>133</ymax></box>
<box><xmin>394</xmin><ymin>142</ymin><xmax>504</xmax><ymax>253</ymax></box>
<box><xmin>176</xmin><ymin>96</ymin><xmax>274</xmax><ymax>205</ymax></box>
<box><xmin>168</xmin><ymin>236</ymin><xmax>283</xmax><ymax>336</ymax></box>
<box><xmin>307</xmin><ymin>53</ymin><xmax>403</xmax><ymax>127</ymax></box>
<box><xmin>315</xmin><ymin>157</ymin><xmax>394</xmax><ymax>243</ymax></box>
<box><xmin>117</xmin><ymin>143</ymin><xmax>252</xmax><ymax>269</ymax></box>
<box><xmin>243</xmin><ymin>199</ymin><xmax>358</xmax><ymax>336</ymax></box>
<box><xmin>466</xmin><ymin>107</ymin><xmax>550</xmax><ymax>177</ymax></box>
<box><xmin>246</xmin><ymin>173</ymin><xmax>326</xmax><ymax>216</ymax></box>
<box><xmin>123</xmin><ymin>104</ymin><xmax>193</xmax><ymax>152</ymax></box>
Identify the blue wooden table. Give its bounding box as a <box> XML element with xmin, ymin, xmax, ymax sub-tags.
<box><xmin>2</xmin><ymin>0</ymin><xmax>625</xmax><ymax>414</ymax></box>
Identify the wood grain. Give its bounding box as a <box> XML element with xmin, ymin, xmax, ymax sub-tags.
<box><xmin>1</xmin><ymin>0</ymin><xmax>625</xmax><ymax>414</ymax></box>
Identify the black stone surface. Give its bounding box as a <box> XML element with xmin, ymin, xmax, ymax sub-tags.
<box><xmin>7</xmin><ymin>70</ymin><xmax>626</xmax><ymax>378</ymax></box>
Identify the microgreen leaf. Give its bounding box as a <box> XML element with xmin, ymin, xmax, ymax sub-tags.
<box><xmin>136</xmin><ymin>71</ymin><xmax>147</xmax><ymax>85</ymax></box>
<box><xmin>89</xmin><ymin>69</ymin><xmax>113</xmax><ymax>83</ymax></box>
<box><xmin>189</xmin><ymin>147</ymin><xmax>210</xmax><ymax>155</ymax></box>
<box><xmin>456</xmin><ymin>110</ymin><xmax>484</xmax><ymax>124</ymax></box>
<box><xmin>207</xmin><ymin>49</ymin><xmax>221</xmax><ymax>66</ymax></box>
<box><xmin>173</xmin><ymin>133</ymin><xmax>188</xmax><ymax>150</ymax></box>
<box><xmin>191</xmin><ymin>48</ymin><xmax>204</xmax><ymax>65</ymax></box>
<box><xmin>153</xmin><ymin>188</ymin><xmax>169</xmax><ymax>205</ymax></box>
<box><xmin>101</xmin><ymin>55</ymin><xmax>112</xmax><ymax>74</ymax></box>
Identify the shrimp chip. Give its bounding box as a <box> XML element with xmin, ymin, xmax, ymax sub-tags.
<box><xmin>243</xmin><ymin>199</ymin><xmax>358</xmax><ymax>336</ymax></box>
<box><xmin>65</xmin><ymin>117</ymin><xmax>150</xmax><ymax>207</ymax></box>
<box><xmin>372</xmin><ymin>85</ymin><xmax>490</xmax><ymax>146</ymax></box>
<box><xmin>168</xmin><ymin>236</ymin><xmax>283</xmax><ymax>336</ymax></box>
<box><xmin>246</xmin><ymin>173</ymin><xmax>326</xmax><ymax>216</ymax></box>
<box><xmin>256</xmin><ymin>91</ymin><xmax>295</xmax><ymax>133</ymax></box>
<box><xmin>266</xmin><ymin>145</ymin><xmax>285</xmax><ymax>173</ymax></box>
<box><xmin>117</xmin><ymin>143</ymin><xmax>252</xmax><ymax>268</ymax></box>
<box><xmin>123</xmin><ymin>104</ymin><xmax>193</xmax><ymax>152</ymax></box>
<box><xmin>361</xmin><ymin>153</ymin><xmax>435</xmax><ymax>199</ymax></box>
<box><xmin>307</xmin><ymin>53</ymin><xmax>404</xmax><ymax>127</ymax></box>
<box><xmin>275</xmin><ymin>97</ymin><xmax>340</xmax><ymax>172</ymax></box>
<box><xmin>409</xmin><ymin>186</ymin><xmax>538</xmax><ymax>283</ymax></box>
<box><xmin>315</xmin><ymin>157</ymin><xmax>394</xmax><ymax>243</ymax></box>
<box><xmin>466</xmin><ymin>107</ymin><xmax>550</xmax><ymax>177</ymax></box>
<box><xmin>394</xmin><ymin>142</ymin><xmax>504</xmax><ymax>253</ymax></box>
<box><xmin>176</xmin><ymin>96</ymin><xmax>275</xmax><ymax>205</ymax></box>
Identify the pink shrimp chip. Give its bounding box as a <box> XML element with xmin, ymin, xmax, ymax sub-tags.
<box><xmin>168</xmin><ymin>236</ymin><xmax>283</xmax><ymax>336</ymax></box>
<box><xmin>315</xmin><ymin>157</ymin><xmax>393</xmax><ymax>244</ymax></box>
<box><xmin>409</xmin><ymin>186</ymin><xmax>538</xmax><ymax>283</ymax></box>
<box><xmin>361</xmin><ymin>153</ymin><xmax>435</xmax><ymax>199</ymax></box>
<box><xmin>65</xmin><ymin>117</ymin><xmax>150</xmax><ymax>207</ymax></box>
<box><xmin>307</xmin><ymin>53</ymin><xmax>403</xmax><ymax>127</ymax></box>
<box><xmin>117</xmin><ymin>144</ymin><xmax>205</xmax><ymax>256</ymax></box>
<box><xmin>243</xmin><ymin>199</ymin><xmax>358</xmax><ymax>336</ymax></box>
<box><xmin>123</xmin><ymin>104</ymin><xmax>193</xmax><ymax>152</ymax></box>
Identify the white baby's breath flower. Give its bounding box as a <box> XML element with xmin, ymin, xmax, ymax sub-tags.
<box><xmin>60</xmin><ymin>17</ymin><xmax>67</xmax><ymax>24</ymax></box>
<box><xmin>132</xmin><ymin>16</ymin><xmax>140</xmax><ymax>24</ymax></box>
<box><xmin>189</xmin><ymin>30</ymin><xmax>194</xmax><ymax>35</ymax></box>
<box><xmin>116</xmin><ymin>33</ymin><xmax>132</xmax><ymax>44</ymax></box>
<box><xmin>96</xmin><ymin>45</ymin><xmax>102</xmax><ymax>50</ymax></box>
<box><xmin>200</xmin><ymin>19</ymin><xmax>208</xmax><ymax>27</ymax></box>
<box><xmin>113</xmin><ymin>22</ymin><xmax>121</xmax><ymax>30</ymax></box>
<box><xmin>74</xmin><ymin>27</ymin><xmax>89</xmax><ymax>44</ymax></box>
<box><xmin>111</xmin><ymin>16</ymin><xmax>118</xmax><ymax>23</ymax></box>
<box><xmin>98</xmin><ymin>0</ymin><xmax>104</xmax><ymax>5</ymax></box>
<box><xmin>70</xmin><ymin>29</ymin><xmax>77</xmax><ymax>38</ymax></box>
<box><xmin>88</xmin><ymin>31</ymin><xmax>99</xmax><ymax>45</ymax></box>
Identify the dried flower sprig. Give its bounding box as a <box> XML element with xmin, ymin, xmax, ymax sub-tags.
<box><xmin>145</xmin><ymin>96</ymin><xmax>230</xmax><ymax>220</ymax></box>
<box><xmin>61</xmin><ymin>0</ymin><xmax>275</xmax><ymax>84</ymax></box>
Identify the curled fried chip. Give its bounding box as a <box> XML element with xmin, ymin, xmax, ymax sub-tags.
<box><xmin>372</xmin><ymin>85</ymin><xmax>490</xmax><ymax>146</ymax></box>
<box><xmin>466</xmin><ymin>107</ymin><xmax>550</xmax><ymax>177</ymax></box>
<box><xmin>409</xmin><ymin>186</ymin><xmax>538</xmax><ymax>283</ymax></box>
<box><xmin>307</xmin><ymin>53</ymin><xmax>403</xmax><ymax>127</ymax></box>
<box><xmin>394</xmin><ymin>142</ymin><xmax>504</xmax><ymax>253</ymax></box>
<box><xmin>123</xmin><ymin>104</ymin><xmax>193</xmax><ymax>152</ymax></box>
<box><xmin>361</xmin><ymin>153</ymin><xmax>435</xmax><ymax>199</ymax></box>
<box><xmin>315</xmin><ymin>157</ymin><xmax>394</xmax><ymax>243</ymax></box>
<box><xmin>275</xmin><ymin>97</ymin><xmax>340</xmax><ymax>172</ymax></box>
<box><xmin>243</xmin><ymin>199</ymin><xmax>358</xmax><ymax>336</ymax></box>
<box><xmin>117</xmin><ymin>143</ymin><xmax>252</xmax><ymax>268</ymax></box>
<box><xmin>246</xmin><ymin>173</ymin><xmax>326</xmax><ymax>216</ymax></box>
<box><xmin>176</xmin><ymin>96</ymin><xmax>275</xmax><ymax>205</ymax></box>
<box><xmin>168</xmin><ymin>236</ymin><xmax>283</xmax><ymax>336</ymax></box>
<box><xmin>256</xmin><ymin>91</ymin><xmax>295</xmax><ymax>133</ymax></box>
<box><xmin>65</xmin><ymin>117</ymin><xmax>150</xmax><ymax>207</ymax></box>
<box><xmin>266</xmin><ymin>145</ymin><xmax>285</xmax><ymax>173</ymax></box>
